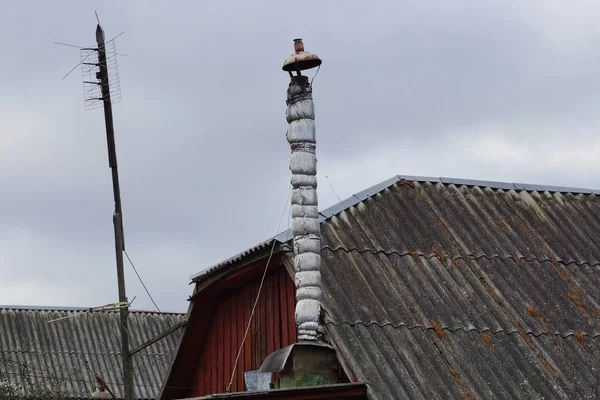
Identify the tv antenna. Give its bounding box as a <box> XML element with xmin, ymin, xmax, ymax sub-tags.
<box><xmin>56</xmin><ymin>16</ymin><xmax>127</xmax><ymax>108</ymax></box>
<box><xmin>57</xmin><ymin>14</ymin><xmax>133</xmax><ymax>400</ymax></box>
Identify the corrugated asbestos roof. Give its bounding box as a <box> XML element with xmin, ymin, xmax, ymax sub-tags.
<box><xmin>0</xmin><ymin>306</ymin><xmax>185</xmax><ymax>399</ymax></box>
<box><xmin>319</xmin><ymin>179</ymin><xmax>600</xmax><ymax>399</ymax></box>
<box><xmin>191</xmin><ymin>175</ymin><xmax>599</xmax><ymax>283</ymax></box>
<box><xmin>190</xmin><ymin>175</ymin><xmax>600</xmax><ymax>399</ymax></box>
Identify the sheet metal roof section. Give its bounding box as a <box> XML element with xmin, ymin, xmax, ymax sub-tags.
<box><xmin>189</xmin><ymin>238</ymin><xmax>277</xmax><ymax>282</ymax></box>
<box><xmin>0</xmin><ymin>306</ymin><xmax>185</xmax><ymax>400</ymax></box>
<box><xmin>318</xmin><ymin>180</ymin><xmax>600</xmax><ymax>399</ymax></box>
<box><xmin>189</xmin><ymin>175</ymin><xmax>599</xmax><ymax>284</ymax></box>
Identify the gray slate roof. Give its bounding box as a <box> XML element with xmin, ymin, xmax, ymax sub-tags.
<box><xmin>0</xmin><ymin>306</ymin><xmax>185</xmax><ymax>399</ymax></box>
<box><xmin>318</xmin><ymin>178</ymin><xmax>600</xmax><ymax>399</ymax></box>
<box><xmin>192</xmin><ymin>175</ymin><xmax>600</xmax><ymax>399</ymax></box>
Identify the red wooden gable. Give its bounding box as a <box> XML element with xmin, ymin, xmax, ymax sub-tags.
<box><xmin>162</xmin><ymin>260</ymin><xmax>296</xmax><ymax>399</ymax></box>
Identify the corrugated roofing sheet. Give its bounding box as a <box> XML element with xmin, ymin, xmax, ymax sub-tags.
<box><xmin>189</xmin><ymin>239</ymin><xmax>276</xmax><ymax>282</ymax></box>
<box><xmin>318</xmin><ymin>180</ymin><xmax>600</xmax><ymax>399</ymax></box>
<box><xmin>191</xmin><ymin>175</ymin><xmax>600</xmax><ymax>284</ymax></box>
<box><xmin>0</xmin><ymin>306</ymin><xmax>185</xmax><ymax>399</ymax></box>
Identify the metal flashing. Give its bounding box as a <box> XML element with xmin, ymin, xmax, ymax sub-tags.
<box><xmin>514</xmin><ymin>183</ymin><xmax>595</xmax><ymax>194</ymax></box>
<box><xmin>396</xmin><ymin>174</ymin><xmax>441</xmax><ymax>183</ymax></box>
<box><xmin>552</xmin><ymin>187</ymin><xmax>594</xmax><ymax>195</ymax></box>
<box><xmin>320</xmin><ymin>197</ymin><xmax>359</xmax><ymax>218</ymax></box>
<box><xmin>274</xmin><ymin>230</ymin><xmax>293</xmax><ymax>243</ymax></box>
<box><xmin>514</xmin><ymin>182</ymin><xmax>556</xmax><ymax>192</ymax></box>
<box><xmin>352</xmin><ymin>176</ymin><xmax>400</xmax><ymax>201</ymax></box>
<box><xmin>439</xmin><ymin>177</ymin><xmax>456</xmax><ymax>184</ymax></box>
<box><xmin>189</xmin><ymin>239</ymin><xmax>275</xmax><ymax>281</ymax></box>
<box><xmin>259</xmin><ymin>341</ymin><xmax>335</xmax><ymax>373</ymax></box>
<box><xmin>468</xmin><ymin>180</ymin><xmax>516</xmax><ymax>190</ymax></box>
<box><xmin>441</xmin><ymin>177</ymin><xmax>511</xmax><ymax>189</ymax></box>
<box><xmin>259</xmin><ymin>344</ymin><xmax>294</xmax><ymax>373</ymax></box>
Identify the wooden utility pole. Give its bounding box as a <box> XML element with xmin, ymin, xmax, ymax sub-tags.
<box><xmin>95</xmin><ymin>23</ymin><xmax>134</xmax><ymax>400</ymax></box>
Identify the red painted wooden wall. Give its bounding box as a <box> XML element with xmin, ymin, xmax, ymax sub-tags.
<box><xmin>187</xmin><ymin>266</ymin><xmax>297</xmax><ymax>397</ymax></box>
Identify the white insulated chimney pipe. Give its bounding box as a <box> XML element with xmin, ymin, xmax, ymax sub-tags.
<box><xmin>286</xmin><ymin>78</ymin><xmax>322</xmax><ymax>341</ymax></box>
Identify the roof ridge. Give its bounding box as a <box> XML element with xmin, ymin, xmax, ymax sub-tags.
<box><xmin>397</xmin><ymin>174</ymin><xmax>600</xmax><ymax>194</ymax></box>
<box><xmin>317</xmin><ymin>174</ymin><xmax>599</xmax><ymax>222</ymax></box>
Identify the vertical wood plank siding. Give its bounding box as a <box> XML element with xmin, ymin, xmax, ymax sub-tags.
<box><xmin>190</xmin><ymin>267</ymin><xmax>296</xmax><ymax>396</ymax></box>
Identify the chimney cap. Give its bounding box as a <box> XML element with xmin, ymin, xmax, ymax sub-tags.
<box><xmin>282</xmin><ymin>39</ymin><xmax>322</xmax><ymax>72</ymax></box>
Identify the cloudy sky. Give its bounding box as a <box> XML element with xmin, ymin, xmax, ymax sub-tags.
<box><xmin>1</xmin><ymin>1</ymin><xmax>600</xmax><ymax>313</ymax></box>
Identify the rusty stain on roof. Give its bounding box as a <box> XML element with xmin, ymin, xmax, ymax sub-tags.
<box><xmin>317</xmin><ymin>179</ymin><xmax>600</xmax><ymax>399</ymax></box>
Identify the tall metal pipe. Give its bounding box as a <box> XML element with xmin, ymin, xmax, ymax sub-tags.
<box><xmin>286</xmin><ymin>74</ymin><xmax>322</xmax><ymax>341</ymax></box>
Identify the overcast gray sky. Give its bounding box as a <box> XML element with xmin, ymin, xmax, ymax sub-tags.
<box><xmin>1</xmin><ymin>1</ymin><xmax>600</xmax><ymax>313</ymax></box>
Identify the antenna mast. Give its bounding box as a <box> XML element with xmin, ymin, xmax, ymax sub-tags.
<box><xmin>93</xmin><ymin>22</ymin><xmax>133</xmax><ymax>400</ymax></box>
<box><xmin>59</xmin><ymin>17</ymin><xmax>183</xmax><ymax>399</ymax></box>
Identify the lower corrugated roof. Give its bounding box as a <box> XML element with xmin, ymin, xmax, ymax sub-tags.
<box><xmin>0</xmin><ymin>306</ymin><xmax>185</xmax><ymax>400</ymax></box>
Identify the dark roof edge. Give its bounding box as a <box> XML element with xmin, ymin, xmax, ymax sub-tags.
<box><xmin>0</xmin><ymin>305</ymin><xmax>184</xmax><ymax>315</ymax></box>
<box><xmin>190</xmin><ymin>382</ymin><xmax>368</xmax><ymax>399</ymax></box>
<box><xmin>190</xmin><ymin>174</ymin><xmax>599</xmax><ymax>282</ymax></box>
<box><xmin>189</xmin><ymin>238</ymin><xmax>283</xmax><ymax>282</ymax></box>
